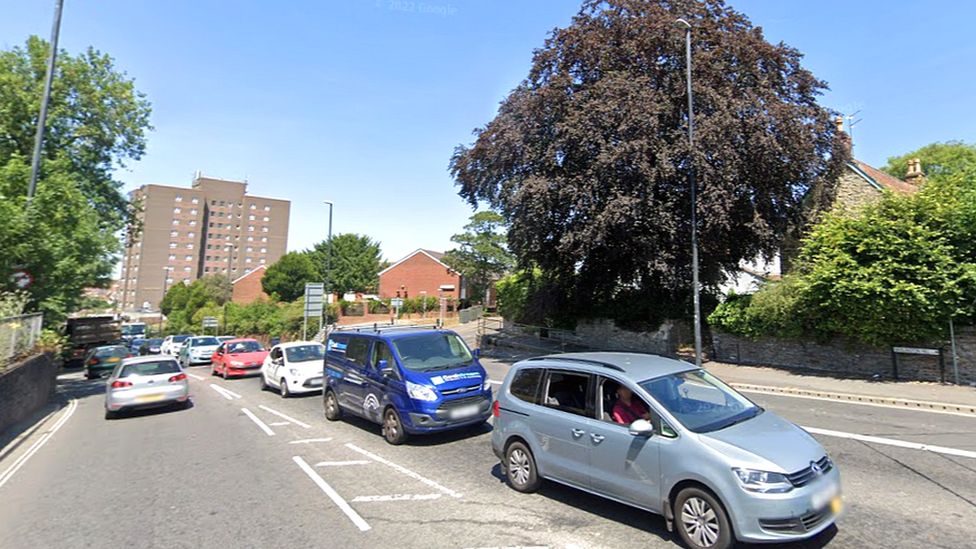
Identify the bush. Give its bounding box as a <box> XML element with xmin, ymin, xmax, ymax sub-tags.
<box><xmin>708</xmin><ymin>279</ymin><xmax>803</xmax><ymax>339</ymax></box>
<box><xmin>495</xmin><ymin>269</ymin><xmax>541</xmax><ymax>322</ymax></box>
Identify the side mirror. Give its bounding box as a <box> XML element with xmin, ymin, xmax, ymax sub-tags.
<box><xmin>472</xmin><ymin>348</ymin><xmax>481</xmax><ymax>359</ymax></box>
<box><xmin>629</xmin><ymin>419</ymin><xmax>655</xmax><ymax>437</ymax></box>
<box><xmin>378</xmin><ymin>360</ymin><xmax>395</xmax><ymax>378</ymax></box>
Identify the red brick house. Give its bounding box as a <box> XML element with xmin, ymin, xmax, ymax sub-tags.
<box><xmin>378</xmin><ymin>249</ymin><xmax>462</xmax><ymax>300</ymax></box>
<box><xmin>232</xmin><ymin>266</ymin><xmax>269</xmax><ymax>304</ymax></box>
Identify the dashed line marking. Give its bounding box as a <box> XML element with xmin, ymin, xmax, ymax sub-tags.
<box><xmin>186</xmin><ymin>373</ymin><xmax>204</xmax><ymax>380</ymax></box>
<box><xmin>241</xmin><ymin>408</ymin><xmax>274</xmax><ymax>436</ymax></box>
<box><xmin>352</xmin><ymin>493</ymin><xmax>443</xmax><ymax>502</ymax></box>
<box><xmin>316</xmin><ymin>460</ymin><xmax>371</xmax><ymax>467</ymax></box>
<box><xmin>258</xmin><ymin>404</ymin><xmax>310</xmax><ymax>428</ymax></box>
<box><xmin>269</xmin><ymin>421</ymin><xmax>290</xmax><ymax>426</ymax></box>
<box><xmin>0</xmin><ymin>399</ymin><xmax>78</xmax><ymax>490</ymax></box>
<box><xmin>803</xmin><ymin>426</ymin><xmax>976</xmax><ymax>459</ymax></box>
<box><xmin>290</xmin><ymin>438</ymin><xmax>333</xmax><ymax>444</ymax></box>
<box><xmin>293</xmin><ymin>456</ymin><xmax>371</xmax><ymax>532</ymax></box>
<box><xmin>345</xmin><ymin>443</ymin><xmax>462</xmax><ymax>498</ymax></box>
<box><xmin>210</xmin><ymin>384</ymin><xmax>242</xmax><ymax>400</ymax></box>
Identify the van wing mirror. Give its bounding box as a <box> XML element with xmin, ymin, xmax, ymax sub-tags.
<box><xmin>378</xmin><ymin>359</ymin><xmax>395</xmax><ymax>378</ymax></box>
<box><xmin>472</xmin><ymin>348</ymin><xmax>480</xmax><ymax>359</ymax></box>
<box><xmin>629</xmin><ymin>419</ymin><xmax>655</xmax><ymax>437</ymax></box>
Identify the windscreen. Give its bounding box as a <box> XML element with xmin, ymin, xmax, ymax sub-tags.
<box><xmin>121</xmin><ymin>324</ymin><xmax>146</xmax><ymax>336</ymax></box>
<box><xmin>227</xmin><ymin>340</ymin><xmax>264</xmax><ymax>353</ymax></box>
<box><xmin>640</xmin><ymin>369</ymin><xmax>761</xmax><ymax>433</ymax></box>
<box><xmin>120</xmin><ymin>360</ymin><xmax>181</xmax><ymax>377</ymax></box>
<box><xmin>285</xmin><ymin>345</ymin><xmax>325</xmax><ymax>363</ymax></box>
<box><xmin>391</xmin><ymin>333</ymin><xmax>473</xmax><ymax>372</ymax></box>
<box><xmin>190</xmin><ymin>337</ymin><xmax>219</xmax><ymax>346</ymax></box>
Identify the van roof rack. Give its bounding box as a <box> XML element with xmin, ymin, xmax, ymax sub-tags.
<box><xmin>526</xmin><ymin>355</ymin><xmax>626</xmax><ymax>372</ymax></box>
<box><xmin>331</xmin><ymin>323</ymin><xmax>440</xmax><ymax>334</ymax></box>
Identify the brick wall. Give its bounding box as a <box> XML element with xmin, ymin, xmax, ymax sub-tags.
<box><xmin>0</xmin><ymin>353</ymin><xmax>57</xmax><ymax>436</ymax></box>
<box><xmin>232</xmin><ymin>267</ymin><xmax>268</xmax><ymax>304</ymax></box>
<box><xmin>378</xmin><ymin>253</ymin><xmax>460</xmax><ymax>300</ymax></box>
<box><xmin>712</xmin><ymin>330</ymin><xmax>976</xmax><ymax>384</ymax></box>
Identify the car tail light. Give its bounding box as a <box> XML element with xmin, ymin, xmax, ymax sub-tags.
<box><xmin>88</xmin><ymin>358</ymin><xmax>99</xmax><ymax>366</ymax></box>
<box><xmin>111</xmin><ymin>380</ymin><xmax>132</xmax><ymax>388</ymax></box>
<box><xmin>492</xmin><ymin>400</ymin><xmax>500</xmax><ymax>418</ymax></box>
<box><xmin>169</xmin><ymin>373</ymin><xmax>187</xmax><ymax>383</ymax></box>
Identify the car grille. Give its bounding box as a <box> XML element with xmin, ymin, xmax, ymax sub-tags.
<box><xmin>759</xmin><ymin>508</ymin><xmax>832</xmax><ymax>534</ymax></box>
<box><xmin>303</xmin><ymin>376</ymin><xmax>323</xmax><ymax>388</ymax></box>
<box><xmin>786</xmin><ymin>455</ymin><xmax>833</xmax><ymax>487</ymax></box>
<box><xmin>440</xmin><ymin>383</ymin><xmax>482</xmax><ymax>396</ymax></box>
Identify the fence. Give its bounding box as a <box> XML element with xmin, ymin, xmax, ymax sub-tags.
<box><xmin>1</xmin><ymin>313</ymin><xmax>44</xmax><ymax>365</ymax></box>
<box><xmin>458</xmin><ymin>305</ymin><xmax>483</xmax><ymax>324</ymax></box>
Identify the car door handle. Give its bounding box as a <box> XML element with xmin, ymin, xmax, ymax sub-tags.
<box><xmin>571</xmin><ymin>428</ymin><xmax>585</xmax><ymax>438</ymax></box>
<box><xmin>590</xmin><ymin>433</ymin><xmax>605</xmax><ymax>444</ymax></box>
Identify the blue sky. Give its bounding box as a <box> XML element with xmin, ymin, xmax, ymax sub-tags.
<box><xmin>2</xmin><ymin>0</ymin><xmax>974</xmax><ymax>261</ymax></box>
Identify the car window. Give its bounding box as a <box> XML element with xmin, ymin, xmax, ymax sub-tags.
<box><xmin>96</xmin><ymin>346</ymin><xmax>129</xmax><ymax>357</ymax></box>
<box><xmin>228</xmin><ymin>340</ymin><xmax>263</xmax><ymax>353</ymax></box>
<box><xmin>369</xmin><ymin>341</ymin><xmax>394</xmax><ymax>370</ymax></box>
<box><xmin>285</xmin><ymin>344</ymin><xmax>325</xmax><ymax>363</ymax></box>
<box><xmin>345</xmin><ymin>338</ymin><xmax>370</xmax><ymax>365</ymax></box>
<box><xmin>598</xmin><ymin>377</ymin><xmax>652</xmax><ymax>425</ymax></box>
<box><xmin>120</xmin><ymin>360</ymin><xmax>181</xmax><ymax>377</ymax></box>
<box><xmin>509</xmin><ymin>368</ymin><xmax>543</xmax><ymax>404</ymax></box>
<box><xmin>543</xmin><ymin>371</ymin><xmax>591</xmax><ymax>417</ymax></box>
<box><xmin>327</xmin><ymin>335</ymin><xmax>348</xmax><ymax>357</ymax></box>
<box><xmin>173</xmin><ymin>335</ymin><xmax>189</xmax><ymax>343</ymax></box>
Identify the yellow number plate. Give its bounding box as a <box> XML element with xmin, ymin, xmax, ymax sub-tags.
<box><xmin>830</xmin><ymin>495</ymin><xmax>844</xmax><ymax>515</ymax></box>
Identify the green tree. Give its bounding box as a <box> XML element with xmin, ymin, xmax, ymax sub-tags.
<box><xmin>262</xmin><ymin>252</ymin><xmax>319</xmax><ymax>301</ymax></box>
<box><xmin>160</xmin><ymin>281</ymin><xmax>190</xmax><ymax>316</ymax></box>
<box><xmin>443</xmin><ymin>211</ymin><xmax>514</xmax><ymax>303</ymax></box>
<box><xmin>450</xmin><ymin>0</ymin><xmax>847</xmax><ymax>324</ymax></box>
<box><xmin>882</xmin><ymin>141</ymin><xmax>976</xmax><ymax>182</ymax></box>
<box><xmin>309</xmin><ymin>234</ymin><xmax>384</xmax><ymax>294</ymax></box>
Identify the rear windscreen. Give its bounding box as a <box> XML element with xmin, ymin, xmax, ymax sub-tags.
<box><xmin>120</xmin><ymin>360</ymin><xmax>181</xmax><ymax>377</ymax></box>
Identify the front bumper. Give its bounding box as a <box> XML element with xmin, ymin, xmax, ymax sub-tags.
<box><xmin>187</xmin><ymin>354</ymin><xmax>213</xmax><ymax>364</ymax></box>
<box><xmin>105</xmin><ymin>384</ymin><xmax>189</xmax><ymax>412</ymax></box>
<box><xmin>729</xmin><ymin>467</ymin><xmax>842</xmax><ymax>543</ymax></box>
<box><xmin>283</xmin><ymin>373</ymin><xmax>323</xmax><ymax>394</ymax></box>
<box><xmin>404</xmin><ymin>393</ymin><xmax>492</xmax><ymax>434</ymax></box>
<box><xmin>224</xmin><ymin>362</ymin><xmax>263</xmax><ymax>377</ymax></box>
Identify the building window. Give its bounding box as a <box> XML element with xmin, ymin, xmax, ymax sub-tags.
<box><xmin>263</xmin><ymin>216</ymin><xmax>270</xmax><ymax>222</ymax></box>
<box><xmin>246</xmin><ymin>247</ymin><xmax>253</xmax><ymax>252</ymax></box>
<box><xmin>189</xmin><ymin>220</ymin><xmax>197</xmax><ymax>226</ymax></box>
<box><xmin>191</xmin><ymin>209</ymin><xmax>198</xmax><ymax>215</ymax></box>
<box><xmin>211</xmin><ymin>200</ymin><xmax>216</xmax><ymax>206</ymax></box>
<box><xmin>175</xmin><ymin>195</ymin><xmax>183</xmax><ymax>202</ymax></box>
<box><xmin>264</xmin><ymin>205</ymin><xmax>271</xmax><ymax>211</ymax></box>
<box><xmin>191</xmin><ymin>197</ymin><xmax>199</xmax><ymax>204</ymax></box>
<box><xmin>183</xmin><ymin>266</ymin><xmax>192</xmax><ymax>272</ymax></box>
<box><xmin>168</xmin><ymin>254</ymin><xmax>176</xmax><ymax>260</ymax></box>
<box><xmin>209</xmin><ymin>222</ymin><xmax>214</xmax><ymax>228</ymax></box>
<box><xmin>235</xmin><ymin>224</ymin><xmax>240</xmax><ymax>229</ymax></box>
<box><xmin>249</xmin><ymin>203</ymin><xmax>256</xmax><ymax>210</ymax></box>
<box><xmin>169</xmin><ymin>242</ymin><xmax>177</xmax><ymax>249</ymax></box>
<box><xmin>260</xmin><ymin>247</ymin><xmax>267</xmax><ymax>253</ymax></box>
<box><xmin>206</xmin><ymin>244</ymin><xmax>212</xmax><ymax>250</ymax></box>
<box><xmin>247</xmin><ymin>236</ymin><xmax>254</xmax><ymax>242</ymax></box>
<box><xmin>259</xmin><ymin>258</ymin><xmax>266</xmax><ymax>264</ymax></box>
<box><xmin>204</xmin><ymin>267</ymin><xmax>210</xmax><ymax>273</ymax></box>
<box><xmin>172</xmin><ymin>219</ymin><xmax>179</xmax><ymax>225</ymax></box>
<box><xmin>186</xmin><ymin>243</ymin><xmax>194</xmax><ymax>249</ymax></box>
<box><xmin>261</xmin><ymin>237</ymin><xmax>267</xmax><ymax>243</ymax></box>
<box><xmin>170</xmin><ymin>230</ymin><xmax>178</xmax><ymax>237</ymax></box>
<box><xmin>187</xmin><ymin>232</ymin><xmax>195</xmax><ymax>238</ymax></box>
<box><xmin>248</xmin><ymin>226</ymin><xmax>255</xmax><ymax>232</ymax></box>
<box><xmin>184</xmin><ymin>255</ymin><xmax>193</xmax><ymax>261</ymax></box>
<box><xmin>248</xmin><ymin>214</ymin><xmax>255</xmax><ymax>221</ymax></box>
<box><xmin>245</xmin><ymin>258</ymin><xmax>252</xmax><ymax>263</ymax></box>
<box><xmin>173</xmin><ymin>207</ymin><xmax>181</xmax><ymax>214</ymax></box>
<box><xmin>261</xmin><ymin>227</ymin><xmax>269</xmax><ymax>232</ymax></box>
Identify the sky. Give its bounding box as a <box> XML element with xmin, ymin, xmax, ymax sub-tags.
<box><xmin>2</xmin><ymin>0</ymin><xmax>974</xmax><ymax>262</ymax></box>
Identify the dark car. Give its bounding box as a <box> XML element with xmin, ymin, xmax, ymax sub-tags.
<box><xmin>139</xmin><ymin>338</ymin><xmax>164</xmax><ymax>355</ymax></box>
<box><xmin>129</xmin><ymin>338</ymin><xmax>147</xmax><ymax>354</ymax></box>
<box><xmin>84</xmin><ymin>345</ymin><xmax>132</xmax><ymax>379</ymax></box>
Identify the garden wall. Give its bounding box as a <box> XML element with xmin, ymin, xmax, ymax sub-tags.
<box><xmin>0</xmin><ymin>353</ymin><xmax>58</xmax><ymax>435</ymax></box>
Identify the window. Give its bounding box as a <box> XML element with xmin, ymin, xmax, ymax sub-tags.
<box><xmin>259</xmin><ymin>258</ymin><xmax>266</xmax><ymax>264</ymax></box>
<box><xmin>246</xmin><ymin>246</ymin><xmax>253</xmax><ymax>252</ymax></box>
<box><xmin>248</xmin><ymin>226</ymin><xmax>255</xmax><ymax>232</ymax></box>
<box><xmin>245</xmin><ymin>258</ymin><xmax>252</xmax><ymax>263</ymax></box>
<box><xmin>261</xmin><ymin>227</ymin><xmax>269</xmax><ymax>232</ymax></box>
<box><xmin>345</xmin><ymin>337</ymin><xmax>370</xmax><ymax>365</ymax></box>
<box><xmin>510</xmin><ymin>368</ymin><xmax>543</xmax><ymax>404</ymax></box>
<box><xmin>172</xmin><ymin>219</ymin><xmax>179</xmax><ymax>225</ymax></box>
<box><xmin>248</xmin><ymin>214</ymin><xmax>255</xmax><ymax>221</ymax></box>
<box><xmin>187</xmin><ymin>232</ymin><xmax>195</xmax><ymax>238</ymax></box>
<box><xmin>218</xmin><ymin>212</ymin><xmax>224</xmax><ymax>217</ymax></box>
<box><xmin>263</xmin><ymin>216</ymin><xmax>270</xmax><ymax>222</ymax></box>
<box><xmin>369</xmin><ymin>342</ymin><xmax>395</xmax><ymax>370</ymax></box>
<box><xmin>173</xmin><ymin>207</ymin><xmax>182</xmax><ymax>214</ymax></box>
<box><xmin>206</xmin><ymin>244</ymin><xmax>212</xmax><ymax>250</ymax></box>
<box><xmin>183</xmin><ymin>266</ymin><xmax>192</xmax><ymax>272</ymax></box>
<box><xmin>204</xmin><ymin>267</ymin><xmax>210</xmax><ymax>272</ymax></box>
<box><xmin>210</xmin><ymin>200</ymin><xmax>217</xmax><ymax>206</ymax></box>
<box><xmin>168</xmin><ymin>254</ymin><xmax>176</xmax><ymax>261</ymax></box>
<box><xmin>262</xmin><ymin>237</ymin><xmax>267</xmax><ymax>243</ymax></box>
<box><xmin>186</xmin><ymin>243</ymin><xmax>194</xmax><ymax>249</ymax></box>
<box><xmin>169</xmin><ymin>242</ymin><xmax>177</xmax><ymax>249</ymax></box>
<box><xmin>184</xmin><ymin>255</ymin><xmax>193</xmax><ymax>261</ymax></box>
<box><xmin>249</xmin><ymin>203</ymin><xmax>256</xmax><ymax>210</ymax></box>
<box><xmin>191</xmin><ymin>197</ymin><xmax>199</xmax><ymax>204</ymax></box>
<box><xmin>175</xmin><ymin>195</ymin><xmax>183</xmax><ymax>202</ymax></box>
<box><xmin>209</xmin><ymin>223</ymin><xmax>215</xmax><ymax>228</ymax></box>
<box><xmin>264</xmin><ymin>205</ymin><xmax>271</xmax><ymax>211</ymax></box>
<box><xmin>165</xmin><ymin>278</ymin><xmax>173</xmax><ymax>284</ymax></box>
<box><xmin>170</xmin><ymin>230</ymin><xmax>178</xmax><ymax>237</ymax></box>
<box><xmin>219</xmin><ymin>200</ymin><xmax>225</xmax><ymax>206</ymax></box>
<box><xmin>640</xmin><ymin>370</ymin><xmax>759</xmax><ymax>434</ymax></box>
<box><xmin>543</xmin><ymin>371</ymin><xmax>591</xmax><ymax>417</ymax></box>
<box><xmin>189</xmin><ymin>220</ymin><xmax>197</xmax><ymax>226</ymax></box>
<box><xmin>190</xmin><ymin>209</ymin><xmax>198</xmax><ymax>215</ymax></box>
<box><xmin>260</xmin><ymin>247</ymin><xmax>267</xmax><ymax>253</ymax></box>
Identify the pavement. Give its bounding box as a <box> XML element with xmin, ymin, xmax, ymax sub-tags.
<box><xmin>0</xmin><ymin>352</ymin><xmax>974</xmax><ymax>549</ymax></box>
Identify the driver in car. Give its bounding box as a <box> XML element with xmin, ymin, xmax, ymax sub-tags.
<box><xmin>612</xmin><ymin>386</ymin><xmax>651</xmax><ymax>425</ymax></box>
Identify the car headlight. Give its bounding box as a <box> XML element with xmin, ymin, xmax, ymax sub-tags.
<box><xmin>289</xmin><ymin>368</ymin><xmax>299</xmax><ymax>376</ymax></box>
<box><xmin>482</xmin><ymin>378</ymin><xmax>491</xmax><ymax>391</ymax></box>
<box><xmin>406</xmin><ymin>381</ymin><xmax>438</xmax><ymax>402</ymax></box>
<box><xmin>732</xmin><ymin>468</ymin><xmax>793</xmax><ymax>493</ymax></box>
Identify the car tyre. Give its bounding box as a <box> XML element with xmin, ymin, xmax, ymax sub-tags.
<box><xmin>382</xmin><ymin>408</ymin><xmax>408</xmax><ymax>445</ymax></box>
<box><xmin>280</xmin><ymin>378</ymin><xmax>290</xmax><ymax>398</ymax></box>
<box><xmin>104</xmin><ymin>409</ymin><xmax>117</xmax><ymax>420</ymax></box>
<box><xmin>674</xmin><ymin>487</ymin><xmax>733</xmax><ymax>549</ymax></box>
<box><xmin>324</xmin><ymin>390</ymin><xmax>341</xmax><ymax>421</ymax></box>
<box><xmin>504</xmin><ymin>441</ymin><xmax>541</xmax><ymax>493</ymax></box>
<box><xmin>259</xmin><ymin>372</ymin><xmax>268</xmax><ymax>391</ymax></box>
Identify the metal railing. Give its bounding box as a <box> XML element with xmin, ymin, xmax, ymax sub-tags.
<box><xmin>1</xmin><ymin>313</ymin><xmax>44</xmax><ymax>364</ymax></box>
<box><xmin>458</xmin><ymin>305</ymin><xmax>483</xmax><ymax>324</ymax></box>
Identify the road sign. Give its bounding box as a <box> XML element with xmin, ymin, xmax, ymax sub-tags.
<box><xmin>390</xmin><ymin>298</ymin><xmax>403</xmax><ymax>309</ymax></box>
<box><xmin>304</xmin><ymin>282</ymin><xmax>325</xmax><ymax>316</ymax></box>
<box><xmin>892</xmin><ymin>346</ymin><xmax>940</xmax><ymax>356</ymax></box>
<box><xmin>202</xmin><ymin>316</ymin><xmax>219</xmax><ymax>328</ymax></box>
<box><xmin>10</xmin><ymin>269</ymin><xmax>33</xmax><ymax>289</ymax></box>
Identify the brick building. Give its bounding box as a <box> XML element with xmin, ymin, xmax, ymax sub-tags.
<box><xmin>231</xmin><ymin>265</ymin><xmax>269</xmax><ymax>304</ymax></box>
<box><xmin>119</xmin><ymin>174</ymin><xmax>290</xmax><ymax>311</ymax></box>
<box><xmin>378</xmin><ymin>249</ymin><xmax>463</xmax><ymax>300</ymax></box>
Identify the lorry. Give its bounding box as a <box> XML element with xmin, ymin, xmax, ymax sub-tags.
<box><xmin>63</xmin><ymin>315</ymin><xmax>122</xmax><ymax>367</ymax></box>
<box><xmin>121</xmin><ymin>322</ymin><xmax>148</xmax><ymax>342</ymax></box>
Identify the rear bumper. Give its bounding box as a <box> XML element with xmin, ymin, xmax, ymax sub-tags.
<box><xmin>106</xmin><ymin>385</ymin><xmax>189</xmax><ymax>411</ymax></box>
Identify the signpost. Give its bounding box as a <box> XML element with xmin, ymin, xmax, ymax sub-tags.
<box><xmin>202</xmin><ymin>316</ymin><xmax>218</xmax><ymax>335</ymax></box>
<box><xmin>304</xmin><ymin>282</ymin><xmax>325</xmax><ymax>340</ymax></box>
<box><xmin>390</xmin><ymin>298</ymin><xmax>403</xmax><ymax>320</ymax></box>
<box><xmin>891</xmin><ymin>346</ymin><xmax>944</xmax><ymax>382</ymax></box>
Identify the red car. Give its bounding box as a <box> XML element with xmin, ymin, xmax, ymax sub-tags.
<box><xmin>211</xmin><ymin>338</ymin><xmax>269</xmax><ymax>379</ymax></box>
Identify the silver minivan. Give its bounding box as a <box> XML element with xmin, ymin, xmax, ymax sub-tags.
<box><xmin>491</xmin><ymin>353</ymin><xmax>842</xmax><ymax>549</ymax></box>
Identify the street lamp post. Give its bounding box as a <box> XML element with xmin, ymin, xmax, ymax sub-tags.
<box><xmin>159</xmin><ymin>267</ymin><xmax>171</xmax><ymax>336</ymax></box>
<box><xmin>675</xmin><ymin>18</ymin><xmax>703</xmax><ymax>368</ymax></box>
<box><xmin>26</xmin><ymin>0</ymin><xmax>65</xmax><ymax>206</ymax></box>
<box><xmin>323</xmin><ymin>200</ymin><xmax>334</xmax><ymax>323</ymax></box>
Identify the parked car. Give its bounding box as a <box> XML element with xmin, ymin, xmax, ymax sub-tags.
<box><xmin>139</xmin><ymin>338</ymin><xmax>164</xmax><ymax>355</ymax></box>
<box><xmin>161</xmin><ymin>334</ymin><xmax>193</xmax><ymax>355</ymax></box>
<box><xmin>323</xmin><ymin>327</ymin><xmax>492</xmax><ymax>444</ymax></box>
<box><xmin>216</xmin><ymin>335</ymin><xmax>235</xmax><ymax>343</ymax></box>
<box><xmin>104</xmin><ymin>356</ymin><xmax>189</xmax><ymax>419</ymax></box>
<box><xmin>212</xmin><ymin>338</ymin><xmax>268</xmax><ymax>379</ymax></box>
<box><xmin>128</xmin><ymin>338</ymin><xmax>147</xmax><ymax>354</ymax></box>
<box><xmin>84</xmin><ymin>345</ymin><xmax>132</xmax><ymax>379</ymax></box>
<box><xmin>491</xmin><ymin>352</ymin><xmax>843</xmax><ymax>549</ymax></box>
<box><xmin>260</xmin><ymin>341</ymin><xmax>325</xmax><ymax>397</ymax></box>
<box><xmin>178</xmin><ymin>336</ymin><xmax>221</xmax><ymax>367</ymax></box>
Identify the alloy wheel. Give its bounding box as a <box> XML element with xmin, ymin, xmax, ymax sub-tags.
<box><xmin>508</xmin><ymin>448</ymin><xmax>531</xmax><ymax>486</ymax></box>
<box><xmin>681</xmin><ymin>496</ymin><xmax>720</xmax><ymax>547</ymax></box>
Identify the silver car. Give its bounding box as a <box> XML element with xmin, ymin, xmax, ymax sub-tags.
<box><xmin>491</xmin><ymin>353</ymin><xmax>842</xmax><ymax>549</ymax></box>
<box><xmin>104</xmin><ymin>356</ymin><xmax>190</xmax><ymax>419</ymax></box>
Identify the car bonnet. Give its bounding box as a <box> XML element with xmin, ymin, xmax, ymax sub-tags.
<box><xmin>698</xmin><ymin>410</ymin><xmax>825</xmax><ymax>473</ymax></box>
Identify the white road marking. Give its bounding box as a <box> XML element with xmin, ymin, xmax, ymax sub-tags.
<box><xmin>257</xmin><ymin>404</ymin><xmax>311</xmax><ymax>428</ymax></box>
<box><xmin>186</xmin><ymin>373</ymin><xmax>204</xmax><ymax>380</ymax></box>
<box><xmin>293</xmin><ymin>456</ymin><xmax>371</xmax><ymax>532</ymax></box>
<box><xmin>352</xmin><ymin>493</ymin><xmax>443</xmax><ymax>502</ymax></box>
<box><xmin>269</xmin><ymin>421</ymin><xmax>290</xmax><ymax>426</ymax></box>
<box><xmin>345</xmin><ymin>443</ymin><xmax>462</xmax><ymax>498</ymax></box>
<box><xmin>316</xmin><ymin>460</ymin><xmax>371</xmax><ymax>467</ymax></box>
<box><xmin>289</xmin><ymin>438</ymin><xmax>333</xmax><ymax>444</ymax></box>
<box><xmin>803</xmin><ymin>426</ymin><xmax>976</xmax><ymax>459</ymax></box>
<box><xmin>737</xmin><ymin>386</ymin><xmax>976</xmax><ymax>418</ymax></box>
<box><xmin>209</xmin><ymin>384</ymin><xmax>242</xmax><ymax>400</ymax></box>
<box><xmin>241</xmin><ymin>408</ymin><xmax>275</xmax><ymax>436</ymax></box>
<box><xmin>488</xmin><ymin>380</ymin><xmax>502</xmax><ymax>385</ymax></box>
<box><xmin>0</xmin><ymin>399</ymin><xmax>78</xmax><ymax>490</ymax></box>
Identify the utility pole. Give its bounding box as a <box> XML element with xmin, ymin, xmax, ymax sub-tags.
<box><xmin>159</xmin><ymin>267</ymin><xmax>171</xmax><ymax>336</ymax></box>
<box><xmin>323</xmin><ymin>201</ymin><xmax>334</xmax><ymax>322</ymax></box>
<box><xmin>27</xmin><ymin>0</ymin><xmax>65</xmax><ymax>205</ymax></box>
<box><xmin>675</xmin><ymin>18</ymin><xmax>703</xmax><ymax>368</ymax></box>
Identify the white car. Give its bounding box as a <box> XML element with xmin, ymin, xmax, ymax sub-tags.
<box><xmin>260</xmin><ymin>341</ymin><xmax>326</xmax><ymax>397</ymax></box>
<box><xmin>161</xmin><ymin>334</ymin><xmax>192</xmax><ymax>355</ymax></box>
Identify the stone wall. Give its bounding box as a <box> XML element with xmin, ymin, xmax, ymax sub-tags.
<box><xmin>575</xmin><ymin>319</ymin><xmax>684</xmax><ymax>356</ymax></box>
<box><xmin>712</xmin><ymin>329</ymin><xmax>976</xmax><ymax>385</ymax></box>
<box><xmin>0</xmin><ymin>353</ymin><xmax>58</xmax><ymax>435</ymax></box>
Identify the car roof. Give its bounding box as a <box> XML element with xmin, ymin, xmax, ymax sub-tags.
<box><xmin>278</xmin><ymin>341</ymin><xmax>323</xmax><ymax>349</ymax></box>
<box><xmin>224</xmin><ymin>338</ymin><xmax>259</xmax><ymax>344</ymax></box>
<box><xmin>122</xmin><ymin>355</ymin><xmax>179</xmax><ymax>366</ymax></box>
<box><xmin>331</xmin><ymin>328</ymin><xmax>456</xmax><ymax>341</ymax></box>
<box><xmin>517</xmin><ymin>352</ymin><xmax>696</xmax><ymax>381</ymax></box>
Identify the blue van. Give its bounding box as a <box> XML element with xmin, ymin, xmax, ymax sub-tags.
<box><xmin>323</xmin><ymin>327</ymin><xmax>492</xmax><ymax>444</ymax></box>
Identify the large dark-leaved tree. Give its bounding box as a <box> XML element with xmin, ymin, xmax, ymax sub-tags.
<box><xmin>450</xmin><ymin>0</ymin><xmax>847</xmax><ymax>324</ymax></box>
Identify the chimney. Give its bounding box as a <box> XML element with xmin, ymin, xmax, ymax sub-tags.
<box><xmin>905</xmin><ymin>158</ymin><xmax>925</xmax><ymax>185</ymax></box>
<box><xmin>834</xmin><ymin>116</ymin><xmax>845</xmax><ymax>134</ymax></box>
<box><xmin>833</xmin><ymin>116</ymin><xmax>851</xmax><ymax>155</ymax></box>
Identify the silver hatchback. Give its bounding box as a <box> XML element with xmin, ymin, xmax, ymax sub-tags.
<box><xmin>491</xmin><ymin>353</ymin><xmax>842</xmax><ymax>549</ymax></box>
<box><xmin>104</xmin><ymin>356</ymin><xmax>190</xmax><ymax>419</ymax></box>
